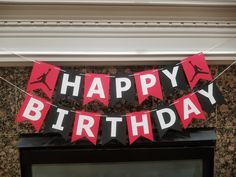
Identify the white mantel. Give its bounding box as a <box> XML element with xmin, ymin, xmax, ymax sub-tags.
<box><xmin>0</xmin><ymin>0</ymin><xmax>236</xmax><ymax>65</ymax></box>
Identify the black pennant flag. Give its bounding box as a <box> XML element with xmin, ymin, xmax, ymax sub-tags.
<box><xmin>44</xmin><ymin>107</ymin><xmax>74</xmax><ymax>140</ymax></box>
<box><xmin>196</xmin><ymin>82</ymin><xmax>225</xmax><ymax>113</ymax></box>
<box><xmin>101</xmin><ymin>114</ymin><xmax>127</xmax><ymax>145</ymax></box>
<box><xmin>159</xmin><ymin>64</ymin><xmax>188</xmax><ymax>95</ymax></box>
<box><xmin>56</xmin><ymin>70</ymin><xmax>84</xmax><ymax>100</ymax></box>
<box><xmin>109</xmin><ymin>74</ymin><xmax>136</xmax><ymax>106</ymax></box>
<box><xmin>151</xmin><ymin>105</ymin><xmax>182</xmax><ymax>138</ymax></box>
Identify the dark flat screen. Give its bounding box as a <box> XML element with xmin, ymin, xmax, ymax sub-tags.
<box><xmin>32</xmin><ymin>159</ymin><xmax>202</xmax><ymax>177</ymax></box>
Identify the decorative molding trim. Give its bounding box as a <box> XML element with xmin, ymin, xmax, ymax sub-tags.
<box><xmin>1</xmin><ymin>20</ymin><xmax>235</xmax><ymax>27</ymax></box>
<box><xmin>0</xmin><ymin>0</ymin><xmax>236</xmax><ymax>6</ymax></box>
<box><xmin>0</xmin><ymin>20</ymin><xmax>236</xmax><ymax>37</ymax></box>
<box><xmin>1</xmin><ymin>4</ymin><xmax>236</xmax><ymax>21</ymax></box>
<box><xmin>0</xmin><ymin>2</ymin><xmax>236</xmax><ymax>65</ymax></box>
<box><xmin>0</xmin><ymin>55</ymin><xmax>235</xmax><ymax>67</ymax></box>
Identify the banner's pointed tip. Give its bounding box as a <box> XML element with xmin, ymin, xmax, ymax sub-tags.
<box><xmin>129</xmin><ymin>141</ymin><xmax>134</xmax><ymax>145</ymax></box>
<box><xmin>158</xmin><ymin>131</ymin><xmax>167</xmax><ymax>139</ymax></box>
<box><xmin>82</xmin><ymin>101</ymin><xmax>88</xmax><ymax>106</ymax></box>
<box><xmin>90</xmin><ymin>141</ymin><xmax>97</xmax><ymax>146</ymax></box>
<box><xmin>34</xmin><ymin>127</ymin><xmax>41</xmax><ymax>133</ymax></box>
<box><xmin>128</xmin><ymin>137</ymin><xmax>137</xmax><ymax>145</ymax></box>
<box><xmin>71</xmin><ymin>137</ymin><xmax>77</xmax><ymax>143</ymax></box>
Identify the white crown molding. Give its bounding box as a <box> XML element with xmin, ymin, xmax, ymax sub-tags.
<box><xmin>0</xmin><ymin>0</ymin><xmax>236</xmax><ymax>6</ymax></box>
<box><xmin>1</xmin><ymin>4</ymin><xmax>236</xmax><ymax>21</ymax></box>
<box><xmin>0</xmin><ymin>2</ymin><xmax>236</xmax><ymax>65</ymax></box>
<box><xmin>0</xmin><ymin>20</ymin><xmax>235</xmax><ymax>37</ymax></box>
<box><xmin>0</xmin><ymin>55</ymin><xmax>235</xmax><ymax>67</ymax></box>
<box><xmin>0</xmin><ymin>19</ymin><xmax>235</xmax><ymax>65</ymax></box>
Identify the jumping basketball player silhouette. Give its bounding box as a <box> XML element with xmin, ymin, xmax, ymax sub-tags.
<box><xmin>189</xmin><ymin>61</ymin><xmax>209</xmax><ymax>82</ymax></box>
<box><xmin>30</xmin><ymin>69</ymin><xmax>52</xmax><ymax>91</ymax></box>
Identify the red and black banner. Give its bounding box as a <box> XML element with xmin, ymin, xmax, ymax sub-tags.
<box><xmin>15</xmin><ymin>53</ymin><xmax>225</xmax><ymax>145</ymax></box>
<box><xmin>71</xmin><ymin>111</ymin><xmax>100</xmax><ymax>145</ymax></box>
<box><xmin>44</xmin><ymin>107</ymin><xmax>75</xmax><ymax>140</ymax></box>
<box><xmin>27</xmin><ymin>61</ymin><xmax>60</xmax><ymax>99</ymax></box>
<box><xmin>151</xmin><ymin>105</ymin><xmax>182</xmax><ymax>138</ymax></box>
<box><xmin>83</xmin><ymin>74</ymin><xmax>110</xmax><ymax>106</ymax></box>
<box><xmin>181</xmin><ymin>53</ymin><xmax>212</xmax><ymax>89</ymax></box>
<box><xmin>101</xmin><ymin>114</ymin><xmax>127</xmax><ymax>145</ymax></box>
<box><xmin>134</xmin><ymin>69</ymin><xmax>163</xmax><ymax>104</ymax></box>
<box><xmin>16</xmin><ymin>94</ymin><xmax>51</xmax><ymax>132</ymax></box>
<box><xmin>126</xmin><ymin>111</ymin><xmax>154</xmax><ymax>144</ymax></box>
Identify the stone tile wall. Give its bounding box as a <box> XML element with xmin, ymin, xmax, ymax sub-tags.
<box><xmin>0</xmin><ymin>65</ymin><xmax>235</xmax><ymax>177</ymax></box>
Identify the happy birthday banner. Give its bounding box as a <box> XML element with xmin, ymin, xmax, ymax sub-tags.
<box><xmin>15</xmin><ymin>53</ymin><xmax>226</xmax><ymax>145</ymax></box>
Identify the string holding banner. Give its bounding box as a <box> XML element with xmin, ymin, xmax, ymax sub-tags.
<box><xmin>0</xmin><ymin>48</ymin><xmax>190</xmax><ymax>78</ymax></box>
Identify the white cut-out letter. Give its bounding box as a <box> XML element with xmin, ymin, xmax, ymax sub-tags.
<box><xmin>106</xmin><ymin>117</ymin><xmax>123</xmax><ymax>137</ymax></box>
<box><xmin>60</xmin><ymin>73</ymin><xmax>81</xmax><ymax>96</ymax></box>
<box><xmin>183</xmin><ymin>98</ymin><xmax>200</xmax><ymax>120</ymax></box>
<box><xmin>76</xmin><ymin>115</ymin><xmax>95</xmax><ymax>137</ymax></box>
<box><xmin>140</xmin><ymin>74</ymin><xmax>156</xmax><ymax>95</ymax></box>
<box><xmin>115</xmin><ymin>78</ymin><xmax>131</xmax><ymax>98</ymax></box>
<box><xmin>155</xmin><ymin>108</ymin><xmax>176</xmax><ymax>129</ymax></box>
<box><xmin>23</xmin><ymin>97</ymin><xmax>44</xmax><ymax>121</ymax></box>
<box><xmin>52</xmin><ymin>108</ymin><xmax>69</xmax><ymax>131</ymax></box>
<box><xmin>131</xmin><ymin>114</ymin><xmax>149</xmax><ymax>136</ymax></box>
<box><xmin>87</xmin><ymin>78</ymin><xmax>105</xmax><ymax>98</ymax></box>
<box><xmin>198</xmin><ymin>83</ymin><xmax>216</xmax><ymax>104</ymax></box>
<box><xmin>162</xmin><ymin>66</ymin><xmax>179</xmax><ymax>87</ymax></box>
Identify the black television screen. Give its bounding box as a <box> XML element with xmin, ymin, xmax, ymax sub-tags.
<box><xmin>32</xmin><ymin>160</ymin><xmax>202</xmax><ymax>177</ymax></box>
<box><xmin>18</xmin><ymin>129</ymin><xmax>216</xmax><ymax>177</ymax></box>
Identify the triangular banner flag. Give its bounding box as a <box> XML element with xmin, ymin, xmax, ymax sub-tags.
<box><xmin>134</xmin><ymin>70</ymin><xmax>163</xmax><ymax>104</ymax></box>
<box><xmin>27</xmin><ymin>61</ymin><xmax>60</xmax><ymax>99</ymax></box>
<box><xmin>126</xmin><ymin>111</ymin><xmax>154</xmax><ymax>144</ymax></box>
<box><xmin>83</xmin><ymin>74</ymin><xmax>110</xmax><ymax>106</ymax></box>
<box><xmin>151</xmin><ymin>105</ymin><xmax>182</xmax><ymax>138</ymax></box>
<box><xmin>109</xmin><ymin>74</ymin><xmax>136</xmax><ymax>106</ymax></box>
<box><xmin>44</xmin><ymin>107</ymin><xmax>74</xmax><ymax>140</ymax></box>
<box><xmin>15</xmin><ymin>94</ymin><xmax>51</xmax><ymax>132</ymax></box>
<box><xmin>182</xmin><ymin>53</ymin><xmax>212</xmax><ymax>89</ymax></box>
<box><xmin>159</xmin><ymin>64</ymin><xmax>188</xmax><ymax>95</ymax></box>
<box><xmin>71</xmin><ymin>111</ymin><xmax>100</xmax><ymax>145</ymax></box>
<box><xmin>196</xmin><ymin>82</ymin><xmax>225</xmax><ymax>113</ymax></box>
<box><xmin>174</xmin><ymin>93</ymin><xmax>206</xmax><ymax>128</ymax></box>
<box><xmin>56</xmin><ymin>70</ymin><xmax>84</xmax><ymax>100</ymax></box>
<box><xmin>101</xmin><ymin>114</ymin><xmax>127</xmax><ymax>145</ymax></box>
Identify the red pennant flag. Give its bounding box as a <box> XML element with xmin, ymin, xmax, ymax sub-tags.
<box><xmin>71</xmin><ymin>111</ymin><xmax>100</xmax><ymax>145</ymax></box>
<box><xmin>134</xmin><ymin>70</ymin><xmax>163</xmax><ymax>104</ymax></box>
<box><xmin>126</xmin><ymin>111</ymin><xmax>154</xmax><ymax>144</ymax></box>
<box><xmin>27</xmin><ymin>61</ymin><xmax>60</xmax><ymax>99</ymax></box>
<box><xmin>174</xmin><ymin>93</ymin><xmax>206</xmax><ymax>129</ymax></box>
<box><xmin>15</xmin><ymin>94</ymin><xmax>51</xmax><ymax>132</ymax></box>
<box><xmin>181</xmin><ymin>53</ymin><xmax>212</xmax><ymax>89</ymax></box>
<box><xmin>83</xmin><ymin>74</ymin><xmax>110</xmax><ymax>106</ymax></box>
